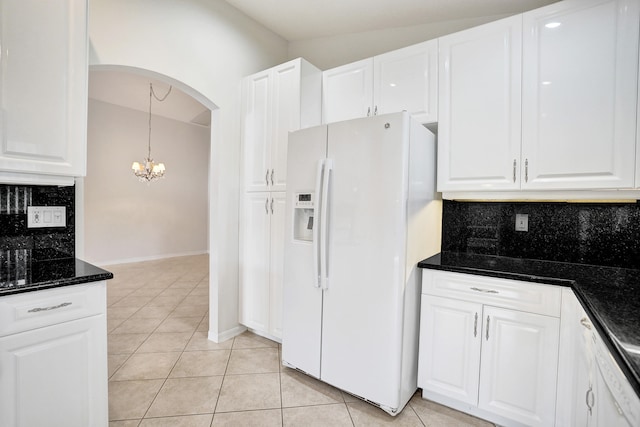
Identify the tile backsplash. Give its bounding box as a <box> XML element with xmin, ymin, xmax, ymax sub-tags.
<box><xmin>0</xmin><ymin>184</ymin><xmax>75</xmax><ymax>257</ymax></box>
<box><xmin>442</xmin><ymin>200</ymin><xmax>640</xmax><ymax>269</ymax></box>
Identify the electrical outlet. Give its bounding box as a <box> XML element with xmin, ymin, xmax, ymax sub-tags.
<box><xmin>515</xmin><ymin>213</ymin><xmax>528</xmax><ymax>232</ymax></box>
<box><xmin>27</xmin><ymin>206</ymin><xmax>66</xmax><ymax>228</ymax></box>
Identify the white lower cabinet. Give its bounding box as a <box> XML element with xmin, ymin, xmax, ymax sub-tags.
<box><xmin>239</xmin><ymin>192</ymin><xmax>285</xmax><ymax>340</ymax></box>
<box><xmin>418</xmin><ymin>270</ymin><xmax>561</xmax><ymax>426</ymax></box>
<box><xmin>556</xmin><ymin>288</ymin><xmax>640</xmax><ymax>427</ymax></box>
<box><xmin>0</xmin><ymin>282</ymin><xmax>108</xmax><ymax>427</ymax></box>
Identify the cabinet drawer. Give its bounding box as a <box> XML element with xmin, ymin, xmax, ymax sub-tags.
<box><xmin>0</xmin><ymin>282</ymin><xmax>106</xmax><ymax>337</ymax></box>
<box><xmin>422</xmin><ymin>270</ymin><xmax>561</xmax><ymax>317</ymax></box>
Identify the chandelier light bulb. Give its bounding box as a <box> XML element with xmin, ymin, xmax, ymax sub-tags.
<box><xmin>132</xmin><ymin>82</ymin><xmax>171</xmax><ymax>183</ymax></box>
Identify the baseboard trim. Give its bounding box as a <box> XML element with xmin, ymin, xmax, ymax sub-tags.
<box><xmin>208</xmin><ymin>325</ymin><xmax>246</xmax><ymax>343</ymax></box>
<box><xmin>93</xmin><ymin>250</ymin><xmax>209</xmax><ymax>267</ymax></box>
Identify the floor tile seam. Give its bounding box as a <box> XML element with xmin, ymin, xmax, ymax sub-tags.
<box><xmin>211</xmin><ymin>335</ymin><xmax>235</xmax><ymax>414</ymax></box>
<box><xmin>213</xmin><ymin>404</ymin><xmax>282</xmax><ymax>415</ymax></box>
<box><xmin>108</xmin><ymin>352</ymin><xmax>182</xmax><ymax>382</ymax></box>
<box><xmin>278</xmin><ymin>351</ymin><xmax>285</xmax><ymax>426</ymax></box>
<box><xmin>164</xmin><ymin>322</ymin><xmax>209</xmax><ymax>380</ymax></box>
<box><xmin>281</xmin><ymin>401</ymin><xmax>349</xmax><ymax>409</ymax></box>
<box><xmin>402</xmin><ymin>401</ymin><xmax>427</xmax><ymax>426</ymax></box>
<box><xmin>107</xmin><ymin>352</ymin><xmax>135</xmax><ymax>381</ymax></box>
<box><xmin>224</xmin><ymin>369</ymin><xmax>281</xmax><ymax>376</ymax></box>
<box><xmin>138</xmin><ymin>369</ymin><xmax>174</xmax><ymax>420</ymax></box>
<box><xmin>342</xmin><ymin>401</ymin><xmax>358</xmax><ymax>426</ymax></box>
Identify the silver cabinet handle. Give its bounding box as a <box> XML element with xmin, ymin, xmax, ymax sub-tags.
<box><xmin>28</xmin><ymin>302</ymin><xmax>72</xmax><ymax>313</ymax></box>
<box><xmin>485</xmin><ymin>316</ymin><xmax>490</xmax><ymax>341</ymax></box>
<box><xmin>474</xmin><ymin>312</ymin><xmax>478</xmax><ymax>337</ymax></box>
<box><xmin>512</xmin><ymin>159</ymin><xmax>516</xmax><ymax>183</ymax></box>
<box><xmin>470</xmin><ymin>287</ymin><xmax>499</xmax><ymax>294</ymax></box>
<box><xmin>270</xmin><ymin>198</ymin><xmax>274</xmax><ymax>214</ymax></box>
<box><xmin>580</xmin><ymin>317</ymin><xmax>592</xmax><ymax>330</ymax></box>
<box><xmin>586</xmin><ymin>385</ymin><xmax>594</xmax><ymax>415</ymax></box>
<box><xmin>525</xmin><ymin>158</ymin><xmax>529</xmax><ymax>182</ymax></box>
<box><xmin>367</xmin><ymin>107</ymin><xmax>371</xmax><ymax>116</ymax></box>
<box><xmin>265</xmin><ymin>198</ymin><xmax>269</xmax><ymax>214</ymax></box>
<box><xmin>265</xmin><ymin>170</ymin><xmax>269</xmax><ymax>186</ymax></box>
<box><xmin>270</xmin><ymin>169</ymin><xmax>274</xmax><ymax>186</ymax></box>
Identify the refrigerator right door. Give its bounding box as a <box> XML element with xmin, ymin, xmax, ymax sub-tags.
<box><xmin>320</xmin><ymin>112</ymin><xmax>410</xmax><ymax>410</ymax></box>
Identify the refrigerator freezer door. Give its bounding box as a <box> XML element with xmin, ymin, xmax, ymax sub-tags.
<box><xmin>320</xmin><ymin>113</ymin><xmax>410</xmax><ymax>410</ymax></box>
<box><xmin>282</xmin><ymin>124</ymin><xmax>328</xmax><ymax>378</ymax></box>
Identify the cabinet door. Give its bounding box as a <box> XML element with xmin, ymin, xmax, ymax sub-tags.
<box><xmin>437</xmin><ymin>15</ymin><xmax>522</xmax><ymax>192</ymax></box>
<box><xmin>0</xmin><ymin>0</ymin><xmax>87</xmax><ymax>180</ymax></box>
<box><xmin>0</xmin><ymin>315</ymin><xmax>107</xmax><ymax>427</ymax></box>
<box><xmin>374</xmin><ymin>40</ymin><xmax>438</xmax><ymax>124</ymax></box>
<box><xmin>239</xmin><ymin>193</ymin><xmax>271</xmax><ymax>332</ymax></box>
<box><xmin>479</xmin><ymin>306</ymin><xmax>560</xmax><ymax>427</ymax></box>
<box><xmin>418</xmin><ymin>295</ymin><xmax>482</xmax><ymax>405</ymax></box>
<box><xmin>271</xmin><ymin>61</ymin><xmax>301</xmax><ymax>192</ymax></box>
<box><xmin>556</xmin><ymin>289</ymin><xmax>593</xmax><ymax>427</ymax></box>
<box><xmin>522</xmin><ymin>0</ymin><xmax>639</xmax><ymax>190</ymax></box>
<box><xmin>243</xmin><ymin>70</ymin><xmax>271</xmax><ymax>192</ymax></box>
<box><xmin>268</xmin><ymin>192</ymin><xmax>286</xmax><ymax>339</ymax></box>
<box><xmin>322</xmin><ymin>58</ymin><xmax>373</xmax><ymax>124</ymax></box>
<box><xmin>592</xmin><ymin>367</ymin><xmax>635</xmax><ymax>427</ymax></box>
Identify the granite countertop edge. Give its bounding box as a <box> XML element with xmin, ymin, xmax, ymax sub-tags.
<box><xmin>418</xmin><ymin>252</ymin><xmax>640</xmax><ymax>399</ymax></box>
<box><xmin>0</xmin><ymin>258</ymin><xmax>114</xmax><ymax>297</ymax></box>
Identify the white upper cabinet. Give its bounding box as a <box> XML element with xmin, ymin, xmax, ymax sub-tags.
<box><xmin>322</xmin><ymin>40</ymin><xmax>438</xmax><ymax>124</ymax></box>
<box><xmin>0</xmin><ymin>0</ymin><xmax>88</xmax><ymax>185</ymax></box>
<box><xmin>437</xmin><ymin>15</ymin><xmax>523</xmax><ymax>192</ymax></box>
<box><xmin>438</xmin><ymin>0</ymin><xmax>640</xmax><ymax>194</ymax></box>
<box><xmin>522</xmin><ymin>0</ymin><xmax>640</xmax><ymax>190</ymax></box>
<box><xmin>322</xmin><ymin>58</ymin><xmax>373</xmax><ymax>124</ymax></box>
<box><xmin>243</xmin><ymin>70</ymin><xmax>271</xmax><ymax>192</ymax></box>
<box><xmin>242</xmin><ymin>58</ymin><xmax>322</xmax><ymax>192</ymax></box>
<box><xmin>374</xmin><ymin>40</ymin><xmax>438</xmax><ymax>123</ymax></box>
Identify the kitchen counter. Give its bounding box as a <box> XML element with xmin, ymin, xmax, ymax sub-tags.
<box><xmin>418</xmin><ymin>252</ymin><xmax>640</xmax><ymax>398</ymax></box>
<box><xmin>0</xmin><ymin>249</ymin><xmax>113</xmax><ymax>296</ymax></box>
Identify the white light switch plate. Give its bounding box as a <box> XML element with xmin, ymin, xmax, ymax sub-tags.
<box><xmin>27</xmin><ymin>206</ymin><xmax>66</xmax><ymax>228</ymax></box>
<box><xmin>515</xmin><ymin>213</ymin><xmax>528</xmax><ymax>232</ymax></box>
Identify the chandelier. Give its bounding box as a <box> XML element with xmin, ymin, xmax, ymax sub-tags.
<box><xmin>131</xmin><ymin>83</ymin><xmax>171</xmax><ymax>182</ymax></box>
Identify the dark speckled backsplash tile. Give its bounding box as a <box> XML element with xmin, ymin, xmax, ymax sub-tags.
<box><xmin>0</xmin><ymin>184</ymin><xmax>75</xmax><ymax>257</ymax></box>
<box><xmin>442</xmin><ymin>200</ymin><xmax>640</xmax><ymax>269</ymax></box>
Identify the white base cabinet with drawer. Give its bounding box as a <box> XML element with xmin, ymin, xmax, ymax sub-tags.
<box><xmin>418</xmin><ymin>270</ymin><xmax>561</xmax><ymax>427</ymax></box>
<box><xmin>0</xmin><ymin>282</ymin><xmax>108</xmax><ymax>427</ymax></box>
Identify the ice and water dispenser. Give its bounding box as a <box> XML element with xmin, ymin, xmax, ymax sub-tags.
<box><xmin>293</xmin><ymin>193</ymin><xmax>314</xmax><ymax>242</ymax></box>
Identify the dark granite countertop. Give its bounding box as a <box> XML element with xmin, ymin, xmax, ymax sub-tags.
<box><xmin>418</xmin><ymin>252</ymin><xmax>640</xmax><ymax>398</ymax></box>
<box><xmin>0</xmin><ymin>249</ymin><xmax>113</xmax><ymax>296</ymax></box>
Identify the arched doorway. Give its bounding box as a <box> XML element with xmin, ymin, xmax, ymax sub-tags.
<box><xmin>77</xmin><ymin>64</ymin><xmax>225</xmax><ymax>339</ymax></box>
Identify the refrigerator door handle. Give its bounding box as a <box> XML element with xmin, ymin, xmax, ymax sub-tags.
<box><xmin>312</xmin><ymin>160</ymin><xmax>324</xmax><ymax>288</ymax></box>
<box><xmin>320</xmin><ymin>159</ymin><xmax>333</xmax><ymax>290</ymax></box>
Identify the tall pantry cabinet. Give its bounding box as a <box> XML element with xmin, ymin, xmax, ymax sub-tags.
<box><xmin>239</xmin><ymin>58</ymin><xmax>321</xmax><ymax>340</ymax></box>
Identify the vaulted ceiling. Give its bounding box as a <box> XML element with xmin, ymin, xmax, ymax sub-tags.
<box><xmin>222</xmin><ymin>0</ymin><xmax>559</xmax><ymax>40</ymax></box>
<box><xmin>89</xmin><ymin>0</ymin><xmax>559</xmax><ymax>125</ymax></box>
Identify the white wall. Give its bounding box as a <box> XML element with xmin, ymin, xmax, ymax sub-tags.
<box><xmin>288</xmin><ymin>14</ymin><xmax>511</xmax><ymax>70</ymax></box>
<box><xmin>89</xmin><ymin>0</ymin><xmax>288</xmax><ymax>341</ymax></box>
<box><xmin>84</xmin><ymin>99</ymin><xmax>209</xmax><ymax>265</ymax></box>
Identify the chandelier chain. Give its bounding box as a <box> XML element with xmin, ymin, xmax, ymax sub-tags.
<box><xmin>132</xmin><ymin>82</ymin><xmax>170</xmax><ymax>183</ymax></box>
<box><xmin>147</xmin><ymin>83</ymin><xmax>172</xmax><ymax>158</ymax></box>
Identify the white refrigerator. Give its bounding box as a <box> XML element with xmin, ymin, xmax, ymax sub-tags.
<box><xmin>282</xmin><ymin>112</ymin><xmax>441</xmax><ymax>415</ymax></box>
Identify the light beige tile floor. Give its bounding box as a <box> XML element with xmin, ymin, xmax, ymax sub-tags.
<box><xmin>106</xmin><ymin>255</ymin><xmax>494</xmax><ymax>426</ymax></box>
